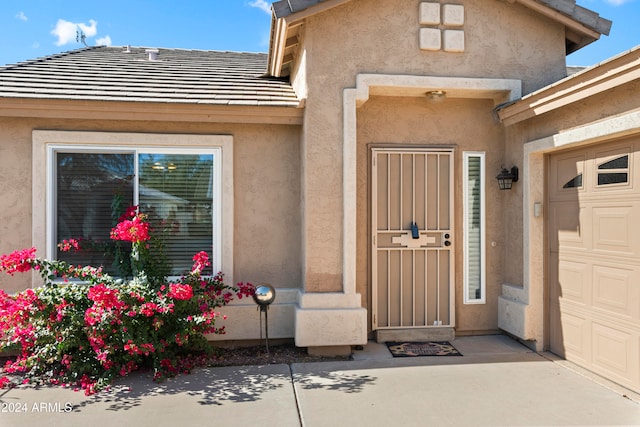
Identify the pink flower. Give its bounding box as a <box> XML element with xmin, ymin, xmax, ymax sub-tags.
<box><xmin>0</xmin><ymin>376</ymin><xmax>11</xmax><ymax>389</ymax></box>
<box><xmin>118</xmin><ymin>205</ymin><xmax>139</xmax><ymax>222</ymax></box>
<box><xmin>0</xmin><ymin>247</ymin><xmax>36</xmax><ymax>275</ymax></box>
<box><xmin>191</xmin><ymin>251</ymin><xmax>210</xmax><ymax>273</ymax></box>
<box><xmin>139</xmin><ymin>303</ymin><xmax>158</xmax><ymax>317</ymax></box>
<box><xmin>57</xmin><ymin>238</ymin><xmax>80</xmax><ymax>252</ymax></box>
<box><xmin>110</xmin><ymin>215</ymin><xmax>150</xmax><ymax>243</ymax></box>
<box><xmin>236</xmin><ymin>282</ymin><xmax>255</xmax><ymax>299</ymax></box>
<box><xmin>168</xmin><ymin>284</ymin><xmax>193</xmax><ymax>301</ymax></box>
<box><xmin>87</xmin><ymin>284</ymin><xmax>123</xmax><ymax>310</ymax></box>
<box><xmin>54</xmin><ymin>299</ymin><xmax>73</xmax><ymax>322</ymax></box>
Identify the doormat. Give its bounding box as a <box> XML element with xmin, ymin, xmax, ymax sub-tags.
<box><xmin>386</xmin><ymin>341</ymin><xmax>462</xmax><ymax>357</ymax></box>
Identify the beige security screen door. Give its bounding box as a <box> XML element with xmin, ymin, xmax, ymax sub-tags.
<box><xmin>372</xmin><ymin>148</ymin><xmax>455</xmax><ymax>330</ymax></box>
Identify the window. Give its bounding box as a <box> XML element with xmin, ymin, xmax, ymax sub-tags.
<box><xmin>597</xmin><ymin>154</ymin><xmax>629</xmax><ymax>186</ymax></box>
<box><xmin>562</xmin><ymin>174</ymin><xmax>583</xmax><ymax>189</ymax></box>
<box><xmin>34</xmin><ymin>131</ymin><xmax>233</xmax><ymax>281</ymax></box>
<box><xmin>463</xmin><ymin>152</ymin><xmax>485</xmax><ymax>304</ymax></box>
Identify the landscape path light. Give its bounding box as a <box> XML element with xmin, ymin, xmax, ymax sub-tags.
<box><xmin>253</xmin><ymin>283</ymin><xmax>276</xmax><ymax>354</ymax></box>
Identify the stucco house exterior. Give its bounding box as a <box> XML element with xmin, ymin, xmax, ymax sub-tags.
<box><xmin>0</xmin><ymin>0</ymin><xmax>638</xmax><ymax>393</ymax></box>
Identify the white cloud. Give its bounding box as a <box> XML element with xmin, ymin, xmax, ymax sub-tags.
<box><xmin>51</xmin><ymin>19</ymin><xmax>98</xmax><ymax>46</ymax></box>
<box><xmin>96</xmin><ymin>35</ymin><xmax>112</xmax><ymax>46</ymax></box>
<box><xmin>249</xmin><ymin>0</ymin><xmax>272</xmax><ymax>14</ymax></box>
<box><xmin>16</xmin><ymin>12</ymin><xmax>28</xmax><ymax>21</ymax></box>
<box><xmin>605</xmin><ymin>0</ymin><xmax>631</xmax><ymax>5</ymax></box>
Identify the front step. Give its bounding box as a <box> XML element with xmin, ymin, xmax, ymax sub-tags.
<box><xmin>375</xmin><ymin>327</ymin><xmax>455</xmax><ymax>343</ymax></box>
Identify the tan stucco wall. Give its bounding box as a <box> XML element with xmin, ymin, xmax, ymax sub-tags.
<box><xmin>293</xmin><ymin>0</ymin><xmax>567</xmax><ymax>293</ymax></box>
<box><xmin>0</xmin><ymin>116</ymin><xmax>302</xmax><ymax>295</ymax></box>
<box><xmin>0</xmin><ymin>119</ymin><xmax>33</xmax><ymax>294</ymax></box>
<box><xmin>356</xmin><ymin>95</ymin><xmax>508</xmax><ymax>333</ymax></box>
<box><xmin>299</xmin><ymin>0</ymin><xmax>566</xmax><ymax>92</ymax></box>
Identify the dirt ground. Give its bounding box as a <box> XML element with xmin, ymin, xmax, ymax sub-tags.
<box><xmin>208</xmin><ymin>341</ymin><xmax>351</xmax><ymax>367</ymax></box>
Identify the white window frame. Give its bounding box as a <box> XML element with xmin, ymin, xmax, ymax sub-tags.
<box><xmin>32</xmin><ymin>131</ymin><xmax>234</xmax><ymax>284</ymax></box>
<box><xmin>463</xmin><ymin>151</ymin><xmax>486</xmax><ymax>304</ymax></box>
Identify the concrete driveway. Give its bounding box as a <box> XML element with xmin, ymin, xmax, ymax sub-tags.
<box><xmin>1</xmin><ymin>335</ymin><xmax>639</xmax><ymax>426</ymax></box>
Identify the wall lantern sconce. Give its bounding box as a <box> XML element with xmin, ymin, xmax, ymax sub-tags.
<box><xmin>496</xmin><ymin>166</ymin><xmax>519</xmax><ymax>190</ymax></box>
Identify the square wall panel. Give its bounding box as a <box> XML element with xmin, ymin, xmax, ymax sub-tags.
<box><xmin>420</xmin><ymin>28</ymin><xmax>442</xmax><ymax>51</ymax></box>
<box><xmin>419</xmin><ymin>2</ymin><xmax>441</xmax><ymax>25</ymax></box>
<box><xmin>443</xmin><ymin>4</ymin><xmax>464</xmax><ymax>26</ymax></box>
<box><xmin>443</xmin><ymin>30</ymin><xmax>465</xmax><ymax>52</ymax></box>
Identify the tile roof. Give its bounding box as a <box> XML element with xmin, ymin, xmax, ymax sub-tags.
<box><xmin>0</xmin><ymin>46</ymin><xmax>300</xmax><ymax>107</ymax></box>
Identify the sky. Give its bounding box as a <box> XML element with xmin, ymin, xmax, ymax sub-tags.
<box><xmin>0</xmin><ymin>0</ymin><xmax>638</xmax><ymax>68</ymax></box>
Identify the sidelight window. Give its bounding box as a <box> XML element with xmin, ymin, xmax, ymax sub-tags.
<box><xmin>463</xmin><ymin>152</ymin><xmax>485</xmax><ymax>304</ymax></box>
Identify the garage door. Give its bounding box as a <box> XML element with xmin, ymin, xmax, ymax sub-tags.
<box><xmin>549</xmin><ymin>138</ymin><xmax>640</xmax><ymax>393</ymax></box>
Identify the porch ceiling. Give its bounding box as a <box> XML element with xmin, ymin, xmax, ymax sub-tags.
<box><xmin>354</xmin><ymin>74</ymin><xmax>522</xmax><ymax>107</ymax></box>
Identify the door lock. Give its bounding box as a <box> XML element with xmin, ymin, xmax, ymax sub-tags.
<box><xmin>411</xmin><ymin>222</ymin><xmax>420</xmax><ymax>239</ymax></box>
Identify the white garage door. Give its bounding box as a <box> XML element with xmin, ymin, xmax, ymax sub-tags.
<box><xmin>549</xmin><ymin>137</ymin><xmax>640</xmax><ymax>393</ymax></box>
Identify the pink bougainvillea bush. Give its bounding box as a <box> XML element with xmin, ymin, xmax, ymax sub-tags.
<box><xmin>0</xmin><ymin>209</ymin><xmax>254</xmax><ymax>395</ymax></box>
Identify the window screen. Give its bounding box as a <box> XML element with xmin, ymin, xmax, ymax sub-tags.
<box><xmin>55</xmin><ymin>150</ymin><xmax>216</xmax><ymax>277</ymax></box>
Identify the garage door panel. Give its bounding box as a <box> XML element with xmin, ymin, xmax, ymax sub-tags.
<box><xmin>556</xmin><ymin>259</ymin><xmax>589</xmax><ymax>305</ymax></box>
<box><xmin>549</xmin><ymin>203</ymin><xmax>586</xmax><ymax>251</ymax></box>
<box><xmin>549</xmin><ymin>152</ymin><xmax>585</xmax><ymax>199</ymax></box>
<box><xmin>592</xmin><ymin>205</ymin><xmax>636</xmax><ymax>254</ymax></box>
<box><xmin>592</xmin><ymin>265</ymin><xmax>637</xmax><ymax>320</ymax></box>
<box><xmin>557</xmin><ymin>308</ymin><xmax>591</xmax><ymax>364</ymax></box>
<box><xmin>592</xmin><ymin>322</ymin><xmax>638</xmax><ymax>386</ymax></box>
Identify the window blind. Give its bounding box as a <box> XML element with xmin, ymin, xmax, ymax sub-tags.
<box><xmin>55</xmin><ymin>150</ymin><xmax>215</xmax><ymax>278</ymax></box>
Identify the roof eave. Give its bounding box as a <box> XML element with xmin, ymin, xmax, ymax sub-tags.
<box><xmin>514</xmin><ymin>0</ymin><xmax>611</xmax><ymax>54</ymax></box>
<box><xmin>0</xmin><ymin>97</ymin><xmax>304</xmax><ymax>125</ymax></box>
<box><xmin>267</xmin><ymin>0</ymin><xmax>352</xmax><ymax>77</ymax></box>
<box><xmin>268</xmin><ymin>15</ymin><xmax>290</xmax><ymax>78</ymax></box>
<box><xmin>272</xmin><ymin>0</ymin><xmax>352</xmax><ymax>19</ymax></box>
<box><xmin>497</xmin><ymin>46</ymin><xmax>640</xmax><ymax>126</ymax></box>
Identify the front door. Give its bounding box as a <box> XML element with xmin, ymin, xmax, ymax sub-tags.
<box><xmin>371</xmin><ymin>148</ymin><xmax>455</xmax><ymax>330</ymax></box>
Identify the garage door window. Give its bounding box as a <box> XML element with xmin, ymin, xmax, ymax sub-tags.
<box><xmin>562</xmin><ymin>174</ymin><xmax>583</xmax><ymax>189</ymax></box>
<box><xmin>597</xmin><ymin>154</ymin><xmax>628</xmax><ymax>186</ymax></box>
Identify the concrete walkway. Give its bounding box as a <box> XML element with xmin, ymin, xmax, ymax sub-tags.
<box><xmin>1</xmin><ymin>335</ymin><xmax>639</xmax><ymax>426</ymax></box>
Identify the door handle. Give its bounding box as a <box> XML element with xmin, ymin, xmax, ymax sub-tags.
<box><xmin>411</xmin><ymin>222</ymin><xmax>419</xmax><ymax>239</ymax></box>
